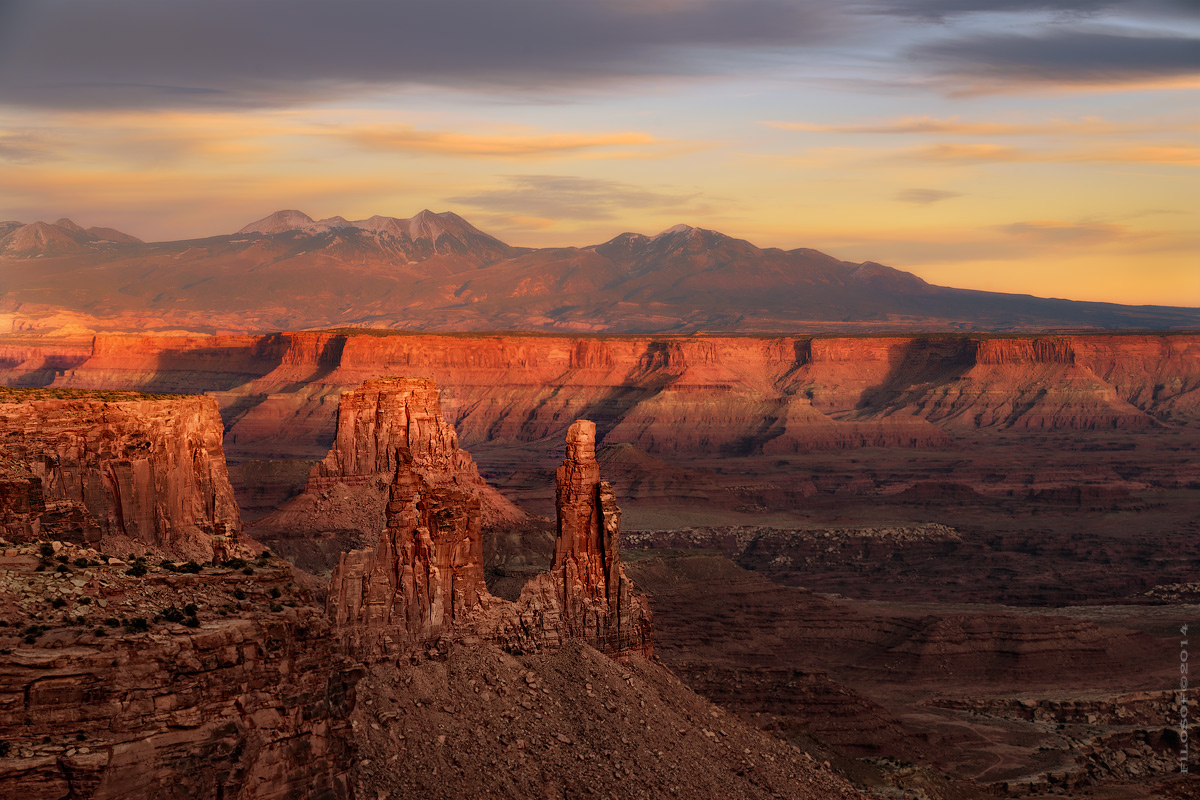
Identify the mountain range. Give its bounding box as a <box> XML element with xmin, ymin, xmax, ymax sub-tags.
<box><xmin>1</xmin><ymin>209</ymin><xmax>1197</xmax><ymax>335</ymax></box>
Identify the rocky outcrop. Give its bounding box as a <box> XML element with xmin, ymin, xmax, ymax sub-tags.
<box><xmin>0</xmin><ymin>539</ymin><xmax>355</xmax><ymax>799</ymax></box>
<box><xmin>251</xmin><ymin>377</ymin><xmax>523</xmax><ymax>573</ymax></box>
<box><xmin>327</xmin><ymin>417</ymin><xmax>651</xmax><ymax>660</ymax></box>
<box><xmin>0</xmin><ymin>388</ymin><xmax>244</xmax><ymax>561</ymax></box>
<box><xmin>507</xmin><ymin>421</ymin><xmax>652</xmax><ymax>656</ymax></box>
<box><xmin>325</xmin><ymin>460</ymin><xmax>490</xmax><ymax>658</ymax></box>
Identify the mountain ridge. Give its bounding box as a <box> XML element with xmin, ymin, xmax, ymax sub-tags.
<box><xmin>1</xmin><ymin>209</ymin><xmax>1197</xmax><ymax>335</ymax></box>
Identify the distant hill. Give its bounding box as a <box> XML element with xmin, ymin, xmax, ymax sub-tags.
<box><xmin>1</xmin><ymin>210</ymin><xmax>1196</xmax><ymax>335</ymax></box>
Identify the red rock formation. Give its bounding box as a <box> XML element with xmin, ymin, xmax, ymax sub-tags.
<box><xmin>0</xmin><ymin>389</ymin><xmax>243</xmax><ymax>561</ymax></box>
<box><xmin>326</xmin><ymin>458</ymin><xmax>491</xmax><ymax>658</ymax></box>
<box><xmin>0</xmin><ymin>540</ymin><xmax>355</xmax><ymax>799</ymax></box>
<box><xmin>251</xmin><ymin>377</ymin><xmax>522</xmax><ymax>573</ymax></box>
<box><xmin>513</xmin><ymin>420</ymin><xmax>651</xmax><ymax>656</ymax></box>
<box><xmin>35</xmin><ymin>331</ymin><xmax>1199</xmax><ymax>465</ymax></box>
<box><xmin>327</xmin><ymin>415</ymin><xmax>651</xmax><ymax>660</ymax></box>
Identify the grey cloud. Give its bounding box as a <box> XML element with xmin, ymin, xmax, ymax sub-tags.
<box><xmin>894</xmin><ymin>188</ymin><xmax>963</xmax><ymax>204</ymax></box>
<box><xmin>874</xmin><ymin>0</ymin><xmax>1198</xmax><ymax>19</ymax></box>
<box><xmin>0</xmin><ymin>0</ymin><xmax>832</xmax><ymax>109</ymax></box>
<box><xmin>448</xmin><ymin>175</ymin><xmax>707</xmax><ymax>221</ymax></box>
<box><xmin>911</xmin><ymin>31</ymin><xmax>1200</xmax><ymax>84</ymax></box>
<box><xmin>874</xmin><ymin>0</ymin><xmax>1119</xmax><ymax>19</ymax></box>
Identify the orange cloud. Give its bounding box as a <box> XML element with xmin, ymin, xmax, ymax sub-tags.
<box><xmin>344</xmin><ymin>126</ymin><xmax>664</xmax><ymax>158</ymax></box>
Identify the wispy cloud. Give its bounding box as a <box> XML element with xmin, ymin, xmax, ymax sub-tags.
<box><xmin>895</xmin><ymin>141</ymin><xmax>1200</xmax><ymax>164</ymax></box>
<box><xmin>344</xmin><ymin>126</ymin><xmax>666</xmax><ymax>159</ymax></box>
<box><xmin>764</xmin><ymin>115</ymin><xmax>1197</xmax><ymax>136</ymax></box>
<box><xmin>895</xmin><ymin>188</ymin><xmax>963</xmax><ymax>204</ymax></box>
<box><xmin>448</xmin><ymin>175</ymin><xmax>711</xmax><ymax>221</ymax></box>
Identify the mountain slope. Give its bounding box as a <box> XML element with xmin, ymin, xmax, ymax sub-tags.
<box><xmin>1</xmin><ymin>211</ymin><xmax>1196</xmax><ymax>334</ymax></box>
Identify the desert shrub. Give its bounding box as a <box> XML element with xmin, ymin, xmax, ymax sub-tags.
<box><xmin>223</xmin><ymin>557</ymin><xmax>247</xmax><ymax>569</ymax></box>
<box><xmin>269</xmin><ymin>602</ymin><xmax>283</xmax><ymax>613</ymax></box>
<box><xmin>233</xmin><ymin>588</ymin><xmax>246</xmax><ymax>600</ymax></box>
<box><xmin>178</xmin><ymin>561</ymin><xmax>202</xmax><ymax>574</ymax></box>
<box><xmin>269</xmin><ymin>587</ymin><xmax>281</xmax><ymax>599</ymax></box>
<box><xmin>125</xmin><ymin>562</ymin><xmax>148</xmax><ymax>577</ymax></box>
<box><xmin>161</xmin><ymin>606</ymin><xmax>184</xmax><ymax>624</ymax></box>
<box><xmin>184</xmin><ymin>617</ymin><xmax>200</xmax><ymax>628</ymax></box>
<box><xmin>39</xmin><ymin>543</ymin><xmax>54</xmax><ymax>558</ymax></box>
<box><xmin>159</xmin><ymin>560</ymin><xmax>177</xmax><ymax>572</ymax></box>
<box><xmin>242</xmin><ymin>567</ymin><xmax>254</xmax><ymax>576</ymax></box>
<box><xmin>78</xmin><ymin>597</ymin><xmax>92</xmax><ymax>606</ymax></box>
<box><xmin>73</xmin><ymin>558</ymin><xmax>89</xmax><ymax>568</ymax></box>
<box><xmin>56</xmin><ymin>565</ymin><xmax>69</xmax><ymax>574</ymax></box>
<box><xmin>124</xmin><ymin>617</ymin><xmax>149</xmax><ymax>633</ymax></box>
<box><xmin>50</xmin><ymin>598</ymin><xmax>66</xmax><ymax>609</ymax></box>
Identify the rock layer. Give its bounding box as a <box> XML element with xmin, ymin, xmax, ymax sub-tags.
<box><xmin>32</xmin><ymin>332</ymin><xmax>1200</xmax><ymax>467</ymax></box>
<box><xmin>0</xmin><ymin>540</ymin><xmax>355</xmax><ymax>800</ymax></box>
<box><xmin>0</xmin><ymin>388</ymin><xmax>243</xmax><ymax>561</ymax></box>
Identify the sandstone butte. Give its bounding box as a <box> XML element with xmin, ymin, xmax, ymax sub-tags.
<box><xmin>12</xmin><ymin>331</ymin><xmax>1198</xmax><ymax>471</ymax></box>
<box><xmin>249</xmin><ymin>377</ymin><xmax>524</xmax><ymax>573</ymax></box>
<box><xmin>0</xmin><ymin>381</ymin><xmax>670</xmax><ymax>799</ymax></box>
<box><xmin>326</xmin><ymin>407</ymin><xmax>653</xmax><ymax>659</ymax></box>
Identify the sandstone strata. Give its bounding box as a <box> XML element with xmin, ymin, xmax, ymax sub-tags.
<box><xmin>327</xmin><ymin>415</ymin><xmax>651</xmax><ymax>660</ymax></box>
<box><xmin>0</xmin><ymin>539</ymin><xmax>355</xmax><ymax>799</ymax></box>
<box><xmin>0</xmin><ymin>388</ymin><xmax>243</xmax><ymax>561</ymax></box>
<box><xmin>30</xmin><ymin>332</ymin><xmax>1200</xmax><ymax>469</ymax></box>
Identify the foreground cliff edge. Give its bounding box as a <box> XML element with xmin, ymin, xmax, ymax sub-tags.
<box><xmin>0</xmin><ymin>384</ymin><xmax>865</xmax><ymax>799</ymax></box>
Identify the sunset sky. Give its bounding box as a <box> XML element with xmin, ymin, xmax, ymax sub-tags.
<box><xmin>0</xmin><ymin>0</ymin><xmax>1197</xmax><ymax>306</ymax></box>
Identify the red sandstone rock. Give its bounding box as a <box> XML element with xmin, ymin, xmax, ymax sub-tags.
<box><xmin>251</xmin><ymin>377</ymin><xmax>523</xmax><ymax>573</ymax></box>
<box><xmin>0</xmin><ymin>389</ymin><xmax>244</xmax><ymax>561</ymax></box>
<box><xmin>0</xmin><ymin>540</ymin><xmax>355</xmax><ymax>799</ymax></box>
<box><xmin>38</xmin><ymin>332</ymin><xmax>1197</xmax><ymax>466</ymax></box>
<box><xmin>327</xmin><ymin>416</ymin><xmax>651</xmax><ymax>660</ymax></box>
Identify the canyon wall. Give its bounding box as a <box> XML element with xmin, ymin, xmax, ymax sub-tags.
<box><xmin>0</xmin><ymin>389</ymin><xmax>244</xmax><ymax>561</ymax></box>
<box><xmin>19</xmin><ymin>331</ymin><xmax>1197</xmax><ymax>467</ymax></box>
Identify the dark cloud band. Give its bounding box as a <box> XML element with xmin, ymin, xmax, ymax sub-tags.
<box><xmin>0</xmin><ymin>0</ymin><xmax>830</xmax><ymax>109</ymax></box>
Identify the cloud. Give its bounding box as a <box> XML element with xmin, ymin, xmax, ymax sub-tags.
<box><xmin>895</xmin><ymin>188</ymin><xmax>963</xmax><ymax>204</ymax></box>
<box><xmin>999</xmin><ymin>219</ymin><xmax>1130</xmax><ymax>243</ymax></box>
<box><xmin>447</xmin><ymin>175</ymin><xmax>709</xmax><ymax>221</ymax></box>
<box><xmin>0</xmin><ymin>0</ymin><xmax>835</xmax><ymax>109</ymax></box>
<box><xmin>344</xmin><ymin>126</ymin><xmax>664</xmax><ymax>159</ymax></box>
<box><xmin>763</xmin><ymin>115</ymin><xmax>1193</xmax><ymax>136</ymax></box>
<box><xmin>0</xmin><ymin>131</ymin><xmax>60</xmax><ymax>163</ymax></box>
<box><xmin>910</xmin><ymin>32</ymin><xmax>1200</xmax><ymax>91</ymax></box>
<box><xmin>873</xmin><ymin>0</ymin><xmax>1121</xmax><ymax>19</ymax></box>
<box><xmin>896</xmin><ymin>141</ymin><xmax>1200</xmax><ymax>164</ymax></box>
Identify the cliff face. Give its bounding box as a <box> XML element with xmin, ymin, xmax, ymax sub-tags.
<box><xmin>32</xmin><ymin>332</ymin><xmax>1200</xmax><ymax>469</ymax></box>
<box><xmin>0</xmin><ymin>540</ymin><xmax>355</xmax><ymax>800</ymax></box>
<box><xmin>326</xmin><ymin>413</ymin><xmax>651</xmax><ymax>660</ymax></box>
<box><xmin>0</xmin><ymin>389</ymin><xmax>243</xmax><ymax>561</ymax></box>
<box><xmin>250</xmin><ymin>377</ymin><xmax>523</xmax><ymax>573</ymax></box>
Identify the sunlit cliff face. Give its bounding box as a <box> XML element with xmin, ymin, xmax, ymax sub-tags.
<box><xmin>0</xmin><ymin>0</ymin><xmax>1196</xmax><ymax>306</ymax></box>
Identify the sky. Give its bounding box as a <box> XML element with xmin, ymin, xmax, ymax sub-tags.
<box><xmin>0</xmin><ymin>0</ymin><xmax>1197</xmax><ymax>306</ymax></box>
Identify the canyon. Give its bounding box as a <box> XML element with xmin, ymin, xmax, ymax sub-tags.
<box><xmin>0</xmin><ymin>379</ymin><xmax>865</xmax><ymax>799</ymax></box>
<box><xmin>0</xmin><ymin>329</ymin><xmax>1197</xmax><ymax>798</ymax></box>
